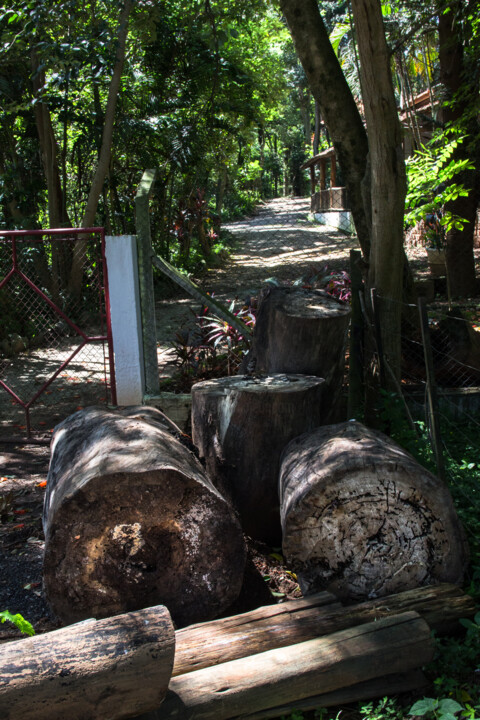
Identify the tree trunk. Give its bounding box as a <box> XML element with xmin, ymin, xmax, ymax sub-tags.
<box><xmin>351</xmin><ymin>0</ymin><xmax>407</xmax><ymax>384</ymax></box>
<box><xmin>279</xmin><ymin>0</ymin><xmax>371</xmax><ymax>258</ymax></box>
<box><xmin>246</xmin><ymin>287</ymin><xmax>351</xmax><ymax>420</ymax></box>
<box><xmin>172</xmin><ymin>583</ymin><xmax>475</xmax><ymax>678</ymax></box>
<box><xmin>69</xmin><ymin>0</ymin><xmax>133</xmax><ymax>299</ymax></box>
<box><xmin>191</xmin><ymin>374</ymin><xmax>326</xmax><ymax>544</ymax></box>
<box><xmin>0</xmin><ymin>605</ymin><xmax>175</xmax><ymax>720</ymax></box>
<box><xmin>438</xmin><ymin>1</ymin><xmax>479</xmax><ymax>297</ymax></box>
<box><xmin>43</xmin><ymin>406</ymin><xmax>246</xmax><ymax>627</ymax></box>
<box><xmin>280</xmin><ymin>421</ymin><xmax>469</xmax><ymax>601</ymax></box>
<box><xmin>140</xmin><ymin>612</ymin><xmax>433</xmax><ymax>720</ymax></box>
<box><xmin>31</xmin><ymin>51</ymin><xmax>69</xmax><ymax>231</ymax></box>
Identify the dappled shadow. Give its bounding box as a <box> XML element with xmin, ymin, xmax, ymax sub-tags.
<box><xmin>206</xmin><ymin>196</ymin><xmax>358</xmax><ymax>294</ymax></box>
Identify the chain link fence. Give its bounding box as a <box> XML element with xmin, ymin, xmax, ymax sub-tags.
<box><xmin>0</xmin><ymin>229</ymin><xmax>115</xmax><ymax>440</ymax></box>
<box><xmin>357</xmin><ymin>288</ymin><xmax>480</xmax><ymax>556</ymax></box>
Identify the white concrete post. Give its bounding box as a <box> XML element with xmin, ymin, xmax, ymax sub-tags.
<box><xmin>105</xmin><ymin>236</ymin><xmax>145</xmax><ymax>405</ymax></box>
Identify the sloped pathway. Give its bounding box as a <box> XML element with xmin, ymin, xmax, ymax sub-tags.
<box><xmin>155</xmin><ymin>196</ymin><xmax>358</xmax><ymax>373</ymax></box>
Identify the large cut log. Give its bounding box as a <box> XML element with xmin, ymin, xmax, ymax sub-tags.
<box><xmin>246</xmin><ymin>287</ymin><xmax>351</xmax><ymax>421</ymax></box>
<box><xmin>43</xmin><ymin>406</ymin><xmax>246</xmax><ymax>626</ymax></box>
<box><xmin>226</xmin><ymin>670</ymin><xmax>428</xmax><ymax>720</ymax></box>
<box><xmin>0</xmin><ymin>605</ymin><xmax>175</xmax><ymax>720</ymax></box>
<box><xmin>191</xmin><ymin>374</ymin><xmax>325</xmax><ymax>543</ymax></box>
<box><xmin>280</xmin><ymin>421</ymin><xmax>469</xmax><ymax>601</ymax></box>
<box><xmin>137</xmin><ymin>611</ymin><xmax>434</xmax><ymax>720</ymax></box>
<box><xmin>172</xmin><ymin>583</ymin><xmax>475</xmax><ymax>677</ymax></box>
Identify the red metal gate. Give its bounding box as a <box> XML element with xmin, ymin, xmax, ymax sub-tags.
<box><xmin>0</xmin><ymin>227</ymin><xmax>116</xmax><ymax>440</ymax></box>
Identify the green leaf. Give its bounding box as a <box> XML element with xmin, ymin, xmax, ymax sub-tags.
<box><xmin>410</xmin><ymin>698</ymin><xmax>438</xmax><ymax>716</ymax></box>
<box><xmin>0</xmin><ymin>610</ymin><xmax>35</xmax><ymax>636</ymax></box>
<box><xmin>329</xmin><ymin>22</ymin><xmax>350</xmax><ymax>55</ymax></box>
<box><xmin>438</xmin><ymin>700</ymin><xmax>463</xmax><ymax>716</ymax></box>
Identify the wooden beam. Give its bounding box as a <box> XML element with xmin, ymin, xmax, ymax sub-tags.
<box><xmin>0</xmin><ymin>605</ymin><xmax>175</xmax><ymax>720</ymax></box>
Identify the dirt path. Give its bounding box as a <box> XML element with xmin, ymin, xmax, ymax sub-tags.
<box><xmin>155</xmin><ymin>196</ymin><xmax>357</xmax><ymax>376</ymax></box>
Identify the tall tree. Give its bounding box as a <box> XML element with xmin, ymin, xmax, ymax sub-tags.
<box><xmin>279</xmin><ymin>0</ymin><xmax>407</xmax><ymax>384</ymax></box>
<box><xmin>69</xmin><ymin>0</ymin><xmax>133</xmax><ymax>299</ymax></box>
<box><xmin>278</xmin><ymin>0</ymin><xmax>371</xmax><ymax>258</ymax></box>
<box><xmin>351</xmin><ymin>0</ymin><xmax>407</xmax><ymax>379</ymax></box>
<box><xmin>437</xmin><ymin>0</ymin><xmax>479</xmax><ymax>297</ymax></box>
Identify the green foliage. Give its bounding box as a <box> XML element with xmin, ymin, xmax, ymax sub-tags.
<box><xmin>409</xmin><ymin>698</ymin><xmax>464</xmax><ymax>720</ymax></box>
<box><xmin>0</xmin><ymin>610</ymin><xmax>35</xmax><ymax>636</ymax></box>
<box><xmin>405</xmin><ymin>130</ymin><xmax>475</xmax><ymax>236</ymax></box>
<box><xmin>164</xmin><ymin>297</ymin><xmax>254</xmax><ymax>392</ymax></box>
<box><xmin>359</xmin><ymin>697</ymin><xmax>405</xmax><ymax>720</ymax></box>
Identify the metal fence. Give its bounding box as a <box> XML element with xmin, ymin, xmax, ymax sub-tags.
<box><xmin>0</xmin><ymin>228</ymin><xmax>116</xmax><ymax>440</ymax></box>
<box><xmin>352</xmin><ymin>286</ymin><xmax>480</xmax><ymax>547</ymax></box>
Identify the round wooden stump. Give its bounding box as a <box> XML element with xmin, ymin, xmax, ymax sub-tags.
<box><xmin>43</xmin><ymin>406</ymin><xmax>246</xmax><ymax>626</ymax></box>
<box><xmin>280</xmin><ymin>421</ymin><xmax>469</xmax><ymax>600</ymax></box>
<box><xmin>247</xmin><ymin>287</ymin><xmax>351</xmax><ymax>421</ymax></box>
<box><xmin>192</xmin><ymin>374</ymin><xmax>326</xmax><ymax>544</ymax></box>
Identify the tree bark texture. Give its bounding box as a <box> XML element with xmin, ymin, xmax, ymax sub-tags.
<box><xmin>279</xmin><ymin>0</ymin><xmax>371</xmax><ymax>257</ymax></box>
<box><xmin>351</xmin><ymin>0</ymin><xmax>407</xmax><ymax>383</ymax></box>
<box><xmin>172</xmin><ymin>583</ymin><xmax>474</xmax><ymax>678</ymax></box>
<box><xmin>140</xmin><ymin>612</ymin><xmax>433</xmax><ymax>720</ymax></box>
<box><xmin>280</xmin><ymin>421</ymin><xmax>469</xmax><ymax>601</ymax></box>
<box><xmin>43</xmin><ymin>406</ymin><xmax>246</xmax><ymax>627</ymax></box>
<box><xmin>247</xmin><ymin>287</ymin><xmax>350</xmax><ymax>422</ymax></box>
<box><xmin>191</xmin><ymin>374</ymin><xmax>326</xmax><ymax>544</ymax></box>
<box><xmin>0</xmin><ymin>605</ymin><xmax>175</xmax><ymax>720</ymax></box>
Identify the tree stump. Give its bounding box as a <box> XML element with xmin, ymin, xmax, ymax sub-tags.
<box><xmin>0</xmin><ymin>605</ymin><xmax>175</xmax><ymax>720</ymax></box>
<box><xmin>246</xmin><ymin>287</ymin><xmax>351</xmax><ymax>421</ymax></box>
<box><xmin>280</xmin><ymin>421</ymin><xmax>469</xmax><ymax>600</ymax></box>
<box><xmin>43</xmin><ymin>406</ymin><xmax>246</xmax><ymax>626</ymax></box>
<box><xmin>192</xmin><ymin>374</ymin><xmax>325</xmax><ymax>544</ymax></box>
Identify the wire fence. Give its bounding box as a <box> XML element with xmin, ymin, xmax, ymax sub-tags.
<box><xmin>359</xmin><ymin>289</ymin><xmax>480</xmax><ymax>552</ymax></box>
<box><xmin>0</xmin><ymin>229</ymin><xmax>115</xmax><ymax>440</ymax></box>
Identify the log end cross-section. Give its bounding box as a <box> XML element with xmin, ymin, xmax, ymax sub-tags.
<box><xmin>43</xmin><ymin>406</ymin><xmax>246</xmax><ymax>627</ymax></box>
<box><xmin>280</xmin><ymin>421</ymin><xmax>469</xmax><ymax>601</ymax></box>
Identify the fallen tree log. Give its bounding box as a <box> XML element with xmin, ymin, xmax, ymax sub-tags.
<box><xmin>137</xmin><ymin>611</ymin><xmax>434</xmax><ymax>720</ymax></box>
<box><xmin>229</xmin><ymin>670</ymin><xmax>428</xmax><ymax>720</ymax></box>
<box><xmin>246</xmin><ymin>287</ymin><xmax>351</xmax><ymax>421</ymax></box>
<box><xmin>191</xmin><ymin>374</ymin><xmax>325</xmax><ymax>543</ymax></box>
<box><xmin>43</xmin><ymin>406</ymin><xmax>246</xmax><ymax>626</ymax></box>
<box><xmin>172</xmin><ymin>582</ymin><xmax>475</xmax><ymax>677</ymax></box>
<box><xmin>280</xmin><ymin>421</ymin><xmax>469</xmax><ymax>601</ymax></box>
<box><xmin>0</xmin><ymin>605</ymin><xmax>175</xmax><ymax>720</ymax></box>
